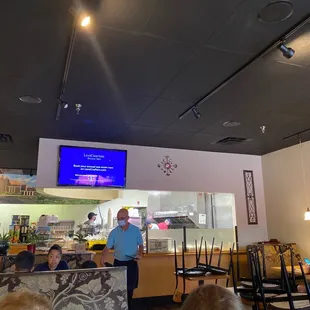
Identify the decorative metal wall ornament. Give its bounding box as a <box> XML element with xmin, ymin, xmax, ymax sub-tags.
<box><xmin>243</xmin><ymin>170</ymin><xmax>258</xmax><ymax>225</ymax></box>
<box><xmin>158</xmin><ymin>156</ymin><xmax>177</xmax><ymax>176</ymax></box>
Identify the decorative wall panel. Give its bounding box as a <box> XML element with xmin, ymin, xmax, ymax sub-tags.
<box><xmin>243</xmin><ymin>170</ymin><xmax>258</xmax><ymax>225</ymax></box>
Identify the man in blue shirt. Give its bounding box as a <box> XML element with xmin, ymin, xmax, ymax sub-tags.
<box><xmin>101</xmin><ymin>208</ymin><xmax>143</xmax><ymax>310</ymax></box>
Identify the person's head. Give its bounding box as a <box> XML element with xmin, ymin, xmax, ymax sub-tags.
<box><xmin>47</xmin><ymin>244</ymin><xmax>62</xmax><ymax>271</ymax></box>
<box><xmin>117</xmin><ymin>209</ymin><xmax>129</xmax><ymax>228</ymax></box>
<box><xmin>81</xmin><ymin>260</ymin><xmax>97</xmax><ymax>269</ymax></box>
<box><xmin>164</xmin><ymin>219</ymin><xmax>171</xmax><ymax>226</ymax></box>
<box><xmin>0</xmin><ymin>290</ymin><xmax>53</xmax><ymax>310</ymax></box>
<box><xmin>181</xmin><ymin>284</ymin><xmax>244</xmax><ymax>310</ymax></box>
<box><xmin>87</xmin><ymin>212</ymin><xmax>97</xmax><ymax>222</ymax></box>
<box><xmin>15</xmin><ymin>251</ymin><xmax>35</xmax><ymax>273</ymax></box>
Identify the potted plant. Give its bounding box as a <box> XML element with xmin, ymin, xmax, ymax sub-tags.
<box><xmin>73</xmin><ymin>232</ymin><xmax>87</xmax><ymax>253</ymax></box>
<box><xmin>0</xmin><ymin>231</ymin><xmax>10</xmax><ymax>256</ymax></box>
<box><xmin>27</xmin><ymin>231</ymin><xmax>40</xmax><ymax>254</ymax></box>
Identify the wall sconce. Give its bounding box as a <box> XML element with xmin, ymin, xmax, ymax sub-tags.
<box><xmin>305</xmin><ymin>208</ymin><xmax>310</xmax><ymax>221</ymax></box>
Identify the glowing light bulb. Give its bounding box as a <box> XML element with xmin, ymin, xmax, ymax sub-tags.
<box><xmin>81</xmin><ymin>16</ymin><xmax>91</xmax><ymax>27</ymax></box>
<box><xmin>305</xmin><ymin>208</ymin><xmax>310</xmax><ymax>221</ymax></box>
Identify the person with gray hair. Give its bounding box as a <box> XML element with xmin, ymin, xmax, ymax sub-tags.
<box><xmin>0</xmin><ymin>290</ymin><xmax>53</xmax><ymax>310</ymax></box>
<box><xmin>181</xmin><ymin>284</ymin><xmax>244</xmax><ymax>310</ymax></box>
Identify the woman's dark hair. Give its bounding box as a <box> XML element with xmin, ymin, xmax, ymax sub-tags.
<box><xmin>15</xmin><ymin>251</ymin><xmax>35</xmax><ymax>272</ymax></box>
<box><xmin>82</xmin><ymin>260</ymin><xmax>97</xmax><ymax>269</ymax></box>
<box><xmin>48</xmin><ymin>244</ymin><xmax>62</xmax><ymax>256</ymax></box>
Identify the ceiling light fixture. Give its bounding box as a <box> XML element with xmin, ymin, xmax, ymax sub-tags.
<box><xmin>178</xmin><ymin>15</ymin><xmax>310</xmax><ymax>121</ymax></box>
<box><xmin>260</xmin><ymin>126</ymin><xmax>266</xmax><ymax>134</ymax></box>
<box><xmin>223</xmin><ymin>121</ymin><xmax>241</xmax><ymax>128</ymax></box>
<box><xmin>56</xmin><ymin>97</ymin><xmax>69</xmax><ymax>121</ymax></box>
<box><xmin>19</xmin><ymin>96</ymin><xmax>42</xmax><ymax>104</ymax></box>
<box><xmin>192</xmin><ymin>107</ymin><xmax>201</xmax><ymax>119</ymax></box>
<box><xmin>75</xmin><ymin>104</ymin><xmax>82</xmax><ymax>115</ymax></box>
<box><xmin>81</xmin><ymin>16</ymin><xmax>91</xmax><ymax>27</ymax></box>
<box><xmin>279</xmin><ymin>43</ymin><xmax>295</xmax><ymax>59</ymax></box>
<box><xmin>56</xmin><ymin>8</ymin><xmax>78</xmax><ymax>121</ymax></box>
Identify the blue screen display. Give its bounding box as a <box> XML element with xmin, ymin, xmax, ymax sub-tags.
<box><xmin>58</xmin><ymin>146</ymin><xmax>127</xmax><ymax>188</ymax></box>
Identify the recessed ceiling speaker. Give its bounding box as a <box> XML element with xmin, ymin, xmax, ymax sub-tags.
<box><xmin>259</xmin><ymin>1</ymin><xmax>294</xmax><ymax>23</ymax></box>
<box><xmin>223</xmin><ymin>121</ymin><xmax>241</xmax><ymax>128</ymax></box>
<box><xmin>19</xmin><ymin>96</ymin><xmax>42</xmax><ymax>104</ymax></box>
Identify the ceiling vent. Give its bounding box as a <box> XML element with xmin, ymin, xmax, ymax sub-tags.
<box><xmin>214</xmin><ymin>137</ymin><xmax>251</xmax><ymax>145</ymax></box>
<box><xmin>0</xmin><ymin>134</ymin><xmax>13</xmax><ymax>144</ymax></box>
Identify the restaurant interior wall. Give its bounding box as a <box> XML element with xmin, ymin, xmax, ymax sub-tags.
<box><xmin>262</xmin><ymin>141</ymin><xmax>310</xmax><ymax>257</ymax></box>
<box><xmin>37</xmin><ymin>138</ymin><xmax>269</xmax><ymax>247</ymax></box>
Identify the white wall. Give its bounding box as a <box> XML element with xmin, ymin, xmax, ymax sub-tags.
<box><xmin>36</xmin><ymin>138</ymin><xmax>269</xmax><ymax>246</ymax></box>
<box><xmin>98</xmin><ymin>190</ymin><xmax>149</xmax><ymax>223</ymax></box>
<box><xmin>262</xmin><ymin>142</ymin><xmax>310</xmax><ymax>257</ymax></box>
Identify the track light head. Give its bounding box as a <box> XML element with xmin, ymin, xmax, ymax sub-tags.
<box><xmin>279</xmin><ymin>44</ymin><xmax>295</xmax><ymax>59</ymax></box>
<box><xmin>57</xmin><ymin>98</ymin><xmax>69</xmax><ymax>109</ymax></box>
<box><xmin>192</xmin><ymin>106</ymin><xmax>201</xmax><ymax>119</ymax></box>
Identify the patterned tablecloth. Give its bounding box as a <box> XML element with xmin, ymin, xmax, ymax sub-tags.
<box><xmin>0</xmin><ymin>267</ymin><xmax>128</xmax><ymax>310</ymax></box>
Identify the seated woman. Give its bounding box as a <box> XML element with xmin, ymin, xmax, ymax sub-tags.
<box><xmin>82</xmin><ymin>260</ymin><xmax>97</xmax><ymax>269</ymax></box>
<box><xmin>34</xmin><ymin>244</ymin><xmax>69</xmax><ymax>271</ymax></box>
<box><xmin>15</xmin><ymin>250</ymin><xmax>35</xmax><ymax>273</ymax></box>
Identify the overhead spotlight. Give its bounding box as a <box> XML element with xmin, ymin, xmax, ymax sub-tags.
<box><xmin>279</xmin><ymin>44</ymin><xmax>295</xmax><ymax>59</ymax></box>
<box><xmin>192</xmin><ymin>106</ymin><xmax>201</xmax><ymax>119</ymax></box>
<box><xmin>58</xmin><ymin>98</ymin><xmax>69</xmax><ymax>109</ymax></box>
<box><xmin>56</xmin><ymin>97</ymin><xmax>69</xmax><ymax>121</ymax></box>
<box><xmin>81</xmin><ymin>16</ymin><xmax>91</xmax><ymax>27</ymax></box>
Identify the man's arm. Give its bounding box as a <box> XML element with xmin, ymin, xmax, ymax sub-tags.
<box><xmin>138</xmin><ymin>245</ymin><xmax>143</xmax><ymax>258</ymax></box>
<box><xmin>101</xmin><ymin>246</ymin><xmax>110</xmax><ymax>266</ymax></box>
<box><xmin>136</xmin><ymin>230</ymin><xmax>144</xmax><ymax>259</ymax></box>
<box><xmin>101</xmin><ymin>231</ymin><xmax>114</xmax><ymax>266</ymax></box>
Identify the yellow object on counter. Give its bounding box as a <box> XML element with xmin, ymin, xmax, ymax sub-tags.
<box><xmin>8</xmin><ymin>244</ymin><xmax>28</xmax><ymax>255</ymax></box>
<box><xmin>86</xmin><ymin>240</ymin><xmax>106</xmax><ymax>250</ymax></box>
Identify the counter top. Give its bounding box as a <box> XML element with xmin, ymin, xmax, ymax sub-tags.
<box><xmin>92</xmin><ymin>249</ymin><xmax>246</xmax><ymax>257</ymax></box>
<box><xmin>6</xmin><ymin>250</ymin><xmax>96</xmax><ymax>257</ymax></box>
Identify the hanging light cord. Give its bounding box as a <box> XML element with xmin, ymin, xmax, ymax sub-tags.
<box><xmin>299</xmin><ymin>135</ymin><xmax>309</xmax><ymax>207</ymax></box>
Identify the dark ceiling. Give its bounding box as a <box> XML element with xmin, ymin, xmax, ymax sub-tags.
<box><xmin>2</xmin><ymin>0</ymin><xmax>310</xmax><ymax>169</ymax></box>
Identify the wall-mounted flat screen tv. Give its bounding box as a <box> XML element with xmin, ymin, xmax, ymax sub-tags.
<box><xmin>57</xmin><ymin>145</ymin><xmax>127</xmax><ymax>188</ymax></box>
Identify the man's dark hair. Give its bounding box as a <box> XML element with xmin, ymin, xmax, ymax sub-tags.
<box><xmin>15</xmin><ymin>251</ymin><xmax>35</xmax><ymax>272</ymax></box>
<box><xmin>48</xmin><ymin>244</ymin><xmax>62</xmax><ymax>256</ymax></box>
<box><xmin>88</xmin><ymin>212</ymin><xmax>97</xmax><ymax>220</ymax></box>
<box><xmin>81</xmin><ymin>260</ymin><xmax>97</xmax><ymax>269</ymax></box>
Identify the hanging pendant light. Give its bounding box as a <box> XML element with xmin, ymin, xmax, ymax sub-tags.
<box><xmin>298</xmin><ymin>134</ymin><xmax>310</xmax><ymax>220</ymax></box>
